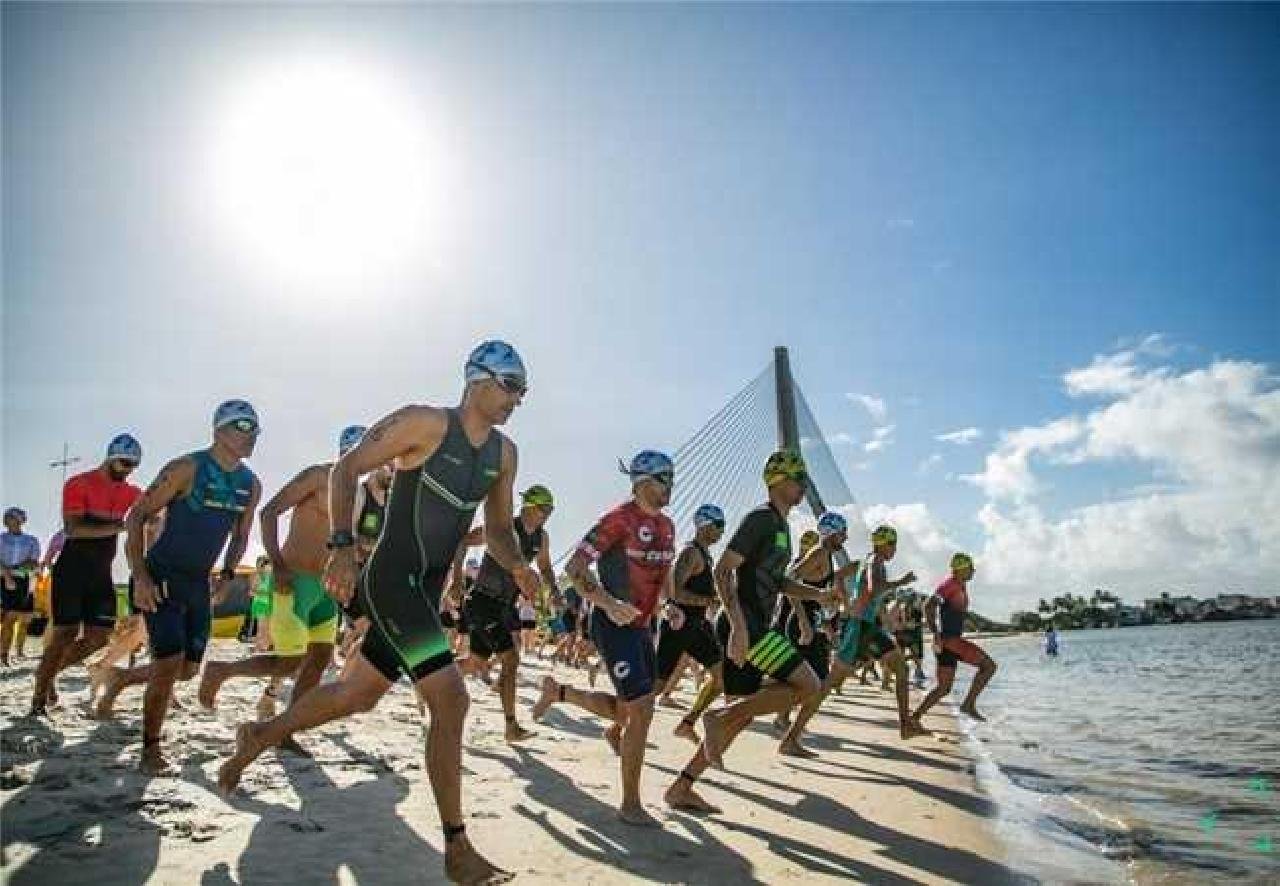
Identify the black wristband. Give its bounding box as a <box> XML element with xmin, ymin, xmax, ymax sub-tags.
<box><xmin>218</xmin><ymin>567</ymin><xmax>236</xmax><ymax>581</ymax></box>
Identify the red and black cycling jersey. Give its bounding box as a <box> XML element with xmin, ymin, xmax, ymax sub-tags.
<box><xmin>576</xmin><ymin>500</ymin><xmax>675</xmax><ymax>625</ymax></box>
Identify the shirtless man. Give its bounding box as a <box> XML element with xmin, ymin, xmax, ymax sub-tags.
<box><xmin>195</xmin><ymin>426</ymin><xmax>365</xmax><ymax>749</ymax></box>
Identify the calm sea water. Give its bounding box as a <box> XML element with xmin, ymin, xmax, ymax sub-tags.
<box><xmin>955</xmin><ymin>620</ymin><xmax>1280</xmax><ymax>885</ymax></box>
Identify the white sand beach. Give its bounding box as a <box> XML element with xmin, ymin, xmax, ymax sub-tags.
<box><xmin>2</xmin><ymin>642</ymin><xmax>1017</xmax><ymax>885</ymax></box>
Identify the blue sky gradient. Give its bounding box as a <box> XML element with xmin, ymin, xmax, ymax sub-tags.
<box><xmin>4</xmin><ymin>4</ymin><xmax>1276</xmax><ymax>615</ymax></box>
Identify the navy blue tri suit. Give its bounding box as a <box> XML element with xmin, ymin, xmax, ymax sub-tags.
<box><xmin>142</xmin><ymin>450</ymin><xmax>256</xmax><ymax>662</ymax></box>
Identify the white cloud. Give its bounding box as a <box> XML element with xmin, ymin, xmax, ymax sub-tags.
<box><xmin>886</xmin><ymin>217</ymin><xmax>915</xmax><ymax>230</ymax></box>
<box><xmin>846</xmin><ymin>393</ymin><xmax>887</xmax><ymax>423</ymax></box>
<box><xmin>827</xmin><ymin>432</ymin><xmax>857</xmax><ymax>447</ymax></box>
<box><xmin>917</xmin><ymin>453</ymin><xmax>943</xmax><ymax>476</ymax></box>
<box><xmin>968</xmin><ymin>349</ymin><xmax>1280</xmax><ymax>615</ymax></box>
<box><xmin>961</xmin><ymin>417</ymin><xmax>1085</xmax><ymax>500</ymax></box>
<box><xmin>864</xmin><ymin>424</ymin><xmax>895</xmax><ymax>454</ymax></box>
<box><xmin>936</xmin><ymin>427</ymin><xmax>982</xmax><ymax>445</ymax></box>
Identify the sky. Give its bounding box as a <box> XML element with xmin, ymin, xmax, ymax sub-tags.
<box><xmin>3</xmin><ymin>3</ymin><xmax>1277</xmax><ymax>618</ymax></box>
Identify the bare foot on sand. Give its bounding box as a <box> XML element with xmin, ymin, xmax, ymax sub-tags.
<box><xmin>701</xmin><ymin>711</ymin><xmax>728</xmax><ymax>770</ymax></box>
<box><xmin>664</xmin><ymin>782</ymin><xmax>721</xmax><ymax>814</ymax></box>
<box><xmin>617</xmin><ymin>802</ymin><xmax>660</xmax><ymax>827</ymax></box>
<box><xmin>673</xmin><ymin>718</ymin><xmax>700</xmax><ymax>745</ymax></box>
<box><xmin>197</xmin><ymin>661</ymin><xmax>226</xmax><ymax>709</ymax></box>
<box><xmin>504</xmin><ymin>722</ymin><xmax>535</xmax><ymax>743</ymax></box>
<box><xmin>959</xmin><ymin>705</ymin><xmax>986</xmax><ymax>722</ymax></box>
<box><xmin>444</xmin><ymin>837</ymin><xmax>514</xmax><ymax>885</ymax></box>
<box><xmin>603</xmin><ymin>723</ymin><xmax>622</xmax><ymax>756</ymax></box>
<box><xmin>140</xmin><ymin>743</ymin><xmax>176</xmax><ymax>777</ymax></box>
<box><xmin>778</xmin><ymin>739</ymin><xmax>818</xmax><ymax>759</ymax></box>
<box><xmin>901</xmin><ymin>721</ymin><xmax>932</xmax><ymax>739</ymax></box>
<box><xmin>93</xmin><ymin>668</ymin><xmax>126</xmax><ymax>719</ymax></box>
<box><xmin>531</xmin><ymin>676</ymin><xmax>558</xmax><ymax>722</ymax></box>
<box><xmin>218</xmin><ymin>723</ymin><xmax>267</xmax><ymax>795</ymax></box>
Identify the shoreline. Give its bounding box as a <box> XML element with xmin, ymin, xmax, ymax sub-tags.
<box><xmin>2</xmin><ymin>641</ymin><xmax>1019</xmax><ymax>884</ymax></box>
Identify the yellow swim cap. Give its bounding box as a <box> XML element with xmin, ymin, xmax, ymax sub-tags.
<box><xmin>950</xmin><ymin>552</ymin><xmax>974</xmax><ymax>575</ymax></box>
<box><xmin>763</xmin><ymin>449</ymin><xmax>808</xmax><ymax>487</ymax></box>
<box><xmin>871</xmin><ymin>524</ymin><xmax>897</xmax><ymax>547</ymax></box>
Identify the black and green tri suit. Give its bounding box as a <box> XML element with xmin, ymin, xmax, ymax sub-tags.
<box><xmin>718</xmin><ymin>503</ymin><xmax>803</xmax><ymax>697</ymax></box>
<box><xmin>358</xmin><ymin>409</ymin><xmax>502</xmax><ymax>683</ymax></box>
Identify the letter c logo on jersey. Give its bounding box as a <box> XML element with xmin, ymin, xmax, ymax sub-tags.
<box><xmin>637</xmin><ymin>526</ymin><xmax>654</xmax><ymax>544</ymax></box>
<box><xmin>612</xmin><ymin>660</ymin><xmax>632</xmax><ymax>680</ymax></box>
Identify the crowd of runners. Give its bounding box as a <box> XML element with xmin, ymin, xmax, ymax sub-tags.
<box><xmin>3</xmin><ymin>340</ymin><xmax>999</xmax><ymax>885</ymax></box>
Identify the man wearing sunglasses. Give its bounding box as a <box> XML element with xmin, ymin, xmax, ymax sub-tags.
<box><xmin>98</xmin><ymin>401</ymin><xmax>261</xmax><ymax>774</ymax></box>
<box><xmin>218</xmin><ymin>341</ymin><xmax>534</xmax><ymax>886</ymax></box>
<box><xmin>193</xmin><ymin>425</ymin><xmax>366</xmax><ymax>746</ymax></box>
<box><xmin>29</xmin><ymin>434</ymin><xmax>143</xmax><ymax>716</ymax></box>
<box><xmin>664</xmin><ymin>449</ymin><xmax>830</xmax><ymax>815</ymax></box>
<box><xmin>454</xmin><ymin>483</ymin><xmax>557</xmax><ymax>742</ymax></box>
<box><xmin>531</xmin><ymin>450</ymin><xmax>677</xmax><ymax>827</ymax></box>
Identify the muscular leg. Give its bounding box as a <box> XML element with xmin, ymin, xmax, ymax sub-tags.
<box><xmin>59</xmin><ymin>625</ymin><xmax>112</xmax><ymax>671</ymax></box>
<box><xmin>617</xmin><ymin>695</ymin><xmax>658</xmax><ymax>826</ymax></box>
<box><xmin>15</xmin><ymin>613</ymin><xmax>33</xmax><ymax>658</ymax></box>
<box><xmin>139</xmin><ymin>654</ymin><xmax>191</xmax><ymax>775</ymax></box>
<box><xmin>958</xmin><ymin>658</ymin><xmax>997</xmax><ymax>721</ymax></box>
<box><xmin>495</xmin><ymin>648</ymin><xmax>533</xmax><ymax>742</ymax></box>
<box><xmin>780</xmin><ymin>658</ymin><xmax>850</xmax><ymax>755</ymax></box>
<box><xmin>416</xmin><ymin>664</ymin><xmax>513</xmax><ymax>885</ymax></box>
<box><xmin>912</xmin><ymin>669</ymin><xmax>955</xmax><ymax>723</ymax></box>
<box><xmin>881</xmin><ymin>649</ymin><xmax>928</xmax><ymax>738</ymax></box>
<box><xmin>675</xmin><ymin>665</ymin><xmax>723</xmax><ymax>743</ymax></box>
<box><xmin>30</xmin><ymin>624</ymin><xmax>77</xmax><ymax>712</ymax></box>
<box><xmin>669</xmin><ymin>665</ymin><xmax>820</xmax><ymax>813</ymax></box>
<box><xmin>218</xmin><ymin>651</ymin><xmax>390</xmax><ymax>794</ymax></box>
<box><xmin>0</xmin><ymin>612</ymin><xmax>15</xmax><ymax>665</ymax></box>
<box><xmin>198</xmin><ymin>652</ymin><xmax>302</xmax><ymax>708</ymax></box>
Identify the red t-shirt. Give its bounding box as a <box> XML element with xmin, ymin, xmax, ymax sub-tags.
<box><xmin>577</xmin><ymin>500</ymin><xmax>676</xmax><ymax>625</ymax></box>
<box><xmin>934</xmin><ymin>575</ymin><xmax>970</xmax><ymax>638</ymax></box>
<box><xmin>62</xmin><ymin>468</ymin><xmax>142</xmax><ymax>524</ymax></box>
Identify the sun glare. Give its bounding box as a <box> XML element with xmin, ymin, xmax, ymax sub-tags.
<box><xmin>208</xmin><ymin>57</ymin><xmax>441</xmax><ymax>291</ymax></box>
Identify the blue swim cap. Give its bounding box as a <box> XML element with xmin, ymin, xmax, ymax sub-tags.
<box><xmin>213</xmin><ymin>400</ymin><xmax>260</xmax><ymax>430</ymax></box>
<box><xmin>817</xmin><ymin>511</ymin><xmax>849</xmax><ymax>539</ymax></box>
<box><xmin>693</xmin><ymin>504</ymin><xmax>725</xmax><ymax>528</ymax></box>
<box><xmin>620</xmin><ymin>450</ymin><xmax>674</xmax><ymax>483</ymax></box>
<box><xmin>465</xmin><ymin>340</ymin><xmax>527</xmax><ymax>388</ymax></box>
<box><xmin>339</xmin><ymin>425</ymin><xmax>367</xmax><ymax>456</ymax></box>
<box><xmin>106</xmin><ymin>433</ymin><xmax>142</xmax><ymax>464</ymax></box>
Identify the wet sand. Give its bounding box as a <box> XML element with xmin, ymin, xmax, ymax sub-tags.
<box><xmin>2</xmin><ymin>641</ymin><xmax>1019</xmax><ymax>884</ymax></box>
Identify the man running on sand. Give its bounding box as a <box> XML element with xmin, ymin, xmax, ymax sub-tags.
<box><xmin>456</xmin><ymin>484</ymin><xmax>558</xmax><ymax>742</ymax></box>
<box><xmin>663</xmin><ymin>450</ymin><xmax>831</xmax><ymax>814</ymax></box>
<box><xmin>218</xmin><ymin>341</ymin><xmax>536</xmax><ymax>886</ymax></box>
<box><xmin>781</xmin><ymin>524</ymin><xmax>930</xmax><ymax>753</ymax></box>
<box><xmin>107</xmin><ymin>403</ymin><xmax>261</xmax><ymax>774</ymax></box>
<box><xmin>531</xmin><ymin>451</ymin><xmax>677</xmax><ymax>826</ymax></box>
<box><xmin>194</xmin><ymin>426</ymin><xmax>365</xmax><ymax>750</ymax></box>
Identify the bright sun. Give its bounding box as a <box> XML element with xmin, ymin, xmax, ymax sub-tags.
<box><xmin>208</xmin><ymin>57</ymin><xmax>440</xmax><ymax>290</ymax></box>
